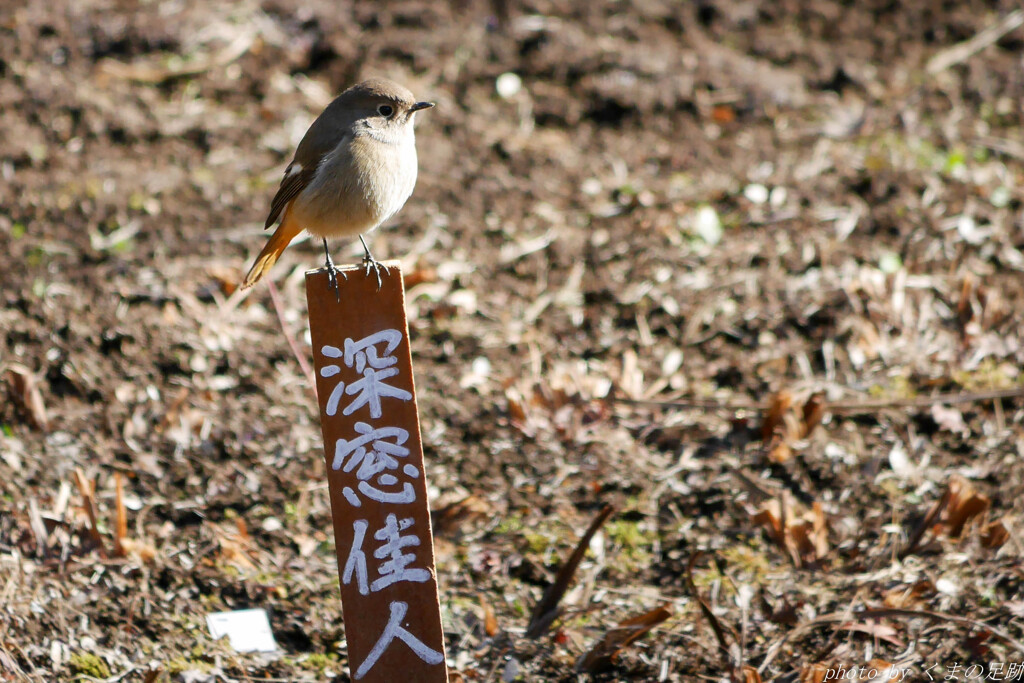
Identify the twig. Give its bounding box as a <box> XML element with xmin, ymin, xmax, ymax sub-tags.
<box><xmin>98</xmin><ymin>30</ymin><xmax>256</xmax><ymax>83</ymax></box>
<box><xmin>27</xmin><ymin>497</ymin><xmax>48</xmax><ymax>558</ymax></box>
<box><xmin>526</xmin><ymin>504</ymin><xmax>615</xmax><ymax>638</ymax></box>
<box><xmin>72</xmin><ymin>469</ymin><xmax>107</xmax><ymax>556</ymax></box>
<box><xmin>758</xmin><ymin>606</ymin><xmax>1024</xmax><ymax>673</ymax></box>
<box><xmin>613</xmin><ymin>386</ymin><xmax>1024</xmax><ymax>415</ymax></box>
<box><xmin>266</xmin><ymin>278</ymin><xmax>317</xmax><ymax>400</ymax></box>
<box><xmin>926</xmin><ymin>10</ymin><xmax>1024</xmax><ymax>74</ymax></box>
<box><xmin>685</xmin><ymin>552</ymin><xmax>737</xmax><ymax>666</ymax></box>
<box><xmin>113</xmin><ymin>473</ymin><xmax>127</xmax><ymax>558</ymax></box>
<box><xmin>977</xmin><ymin>135</ymin><xmax>1024</xmax><ymax>162</ymax></box>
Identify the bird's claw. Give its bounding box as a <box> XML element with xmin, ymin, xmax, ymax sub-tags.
<box><xmin>324</xmin><ymin>252</ymin><xmax>345</xmax><ymax>302</ymax></box>
<box><xmin>362</xmin><ymin>254</ymin><xmax>389</xmax><ymax>290</ymax></box>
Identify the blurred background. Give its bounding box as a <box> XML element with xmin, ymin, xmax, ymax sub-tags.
<box><xmin>2</xmin><ymin>1</ymin><xmax>1023</xmax><ymax>680</ymax></box>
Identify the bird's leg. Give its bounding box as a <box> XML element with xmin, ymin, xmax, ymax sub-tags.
<box><xmin>323</xmin><ymin>238</ymin><xmax>345</xmax><ymax>301</ymax></box>
<box><xmin>359</xmin><ymin>235</ymin><xmax>389</xmax><ymax>290</ymax></box>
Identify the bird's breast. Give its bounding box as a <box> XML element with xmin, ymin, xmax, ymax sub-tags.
<box><xmin>292</xmin><ymin>134</ymin><xmax>418</xmax><ymax>239</ymax></box>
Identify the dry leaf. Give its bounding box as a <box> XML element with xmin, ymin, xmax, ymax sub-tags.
<box><xmin>732</xmin><ymin>665</ymin><xmax>761</xmax><ymax>683</ymax></box>
<box><xmin>837</xmin><ymin>621</ymin><xmax>904</xmax><ymax>647</ymax></box>
<box><xmin>800</xmin><ymin>663</ymin><xmax>829</xmax><ymax>683</ymax></box>
<box><xmin>762</xmin><ymin>390</ymin><xmax>793</xmax><ymax>442</ymax></box>
<box><xmin>943</xmin><ymin>477</ymin><xmax>989</xmax><ymax>538</ymax></box>
<box><xmin>480</xmin><ymin>595</ymin><xmax>498</xmax><ymax>637</ymax></box>
<box><xmin>864</xmin><ymin>660</ymin><xmax>898</xmax><ymax>680</ymax></box>
<box><xmin>432</xmin><ymin>494</ymin><xmax>493</xmax><ymax>535</ymax></box>
<box><xmin>751</xmin><ymin>499</ymin><xmax>829</xmax><ymax>567</ymax></box>
<box><xmin>883</xmin><ymin>580</ymin><xmax>934</xmax><ymax>609</ymax></box>
<box><xmin>981</xmin><ymin>518</ymin><xmax>1010</xmax><ymax>549</ymax></box>
<box><xmin>5</xmin><ymin>364</ymin><xmax>49</xmax><ymax>431</ymax></box>
<box><xmin>767</xmin><ymin>438</ymin><xmax>792</xmax><ymax>464</ymax></box>
<box><xmin>214</xmin><ymin>519</ymin><xmax>256</xmax><ymax>569</ymax></box>
<box><xmin>119</xmin><ymin>536</ymin><xmax>158</xmax><ymax>563</ymax></box>
<box><xmin>800</xmin><ymin>392</ymin><xmax>826</xmax><ymax>437</ymax></box>
<box><xmin>576</xmin><ymin>605</ymin><xmax>671</xmax><ymax>673</ymax></box>
<box><xmin>798</xmin><ymin>663</ymin><xmax>831</xmax><ymax>683</ymax></box>
<box><xmin>403</xmin><ymin>267</ymin><xmax>437</xmax><ymax>288</ymax></box>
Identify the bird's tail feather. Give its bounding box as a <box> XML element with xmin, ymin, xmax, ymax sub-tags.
<box><xmin>242</xmin><ymin>209</ymin><xmax>302</xmax><ymax>289</ymax></box>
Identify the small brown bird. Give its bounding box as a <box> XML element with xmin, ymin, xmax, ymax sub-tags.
<box><xmin>242</xmin><ymin>78</ymin><xmax>434</xmax><ymax>291</ymax></box>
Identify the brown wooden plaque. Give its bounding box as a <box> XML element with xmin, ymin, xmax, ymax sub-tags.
<box><xmin>305</xmin><ymin>261</ymin><xmax>447</xmax><ymax>683</ymax></box>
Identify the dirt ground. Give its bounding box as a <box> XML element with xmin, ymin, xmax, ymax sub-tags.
<box><xmin>2</xmin><ymin>0</ymin><xmax>1024</xmax><ymax>681</ymax></box>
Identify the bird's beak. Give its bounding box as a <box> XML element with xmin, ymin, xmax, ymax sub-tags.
<box><xmin>410</xmin><ymin>101</ymin><xmax>435</xmax><ymax>112</ymax></box>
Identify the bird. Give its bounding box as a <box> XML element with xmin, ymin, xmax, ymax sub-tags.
<box><xmin>242</xmin><ymin>77</ymin><xmax>434</xmax><ymax>292</ymax></box>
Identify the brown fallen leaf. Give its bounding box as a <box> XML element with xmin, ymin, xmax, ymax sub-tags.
<box><xmin>800</xmin><ymin>392</ymin><xmax>826</xmax><ymax>438</ymax></box>
<box><xmin>981</xmin><ymin>518</ymin><xmax>1010</xmax><ymax>549</ymax></box>
<box><xmin>800</xmin><ymin>662</ymin><xmax>829</xmax><ymax>683</ymax></box>
<box><xmin>214</xmin><ymin>518</ymin><xmax>256</xmax><ymax>570</ymax></box>
<box><xmin>942</xmin><ymin>476</ymin><xmax>989</xmax><ymax>538</ymax></box>
<box><xmin>576</xmin><ymin>605</ymin><xmax>672</xmax><ymax>673</ymax></box>
<box><xmin>119</xmin><ymin>536</ymin><xmax>158</xmax><ymax>563</ymax></box>
<box><xmin>751</xmin><ymin>498</ymin><xmax>830</xmax><ymax>568</ymax></box>
<box><xmin>479</xmin><ymin>595</ymin><xmax>498</xmax><ymax>637</ymax></box>
<box><xmin>432</xmin><ymin>494</ymin><xmax>493</xmax><ymax>535</ymax></box>
<box><xmin>837</xmin><ymin>621</ymin><xmax>904</xmax><ymax>647</ymax></box>
<box><xmin>767</xmin><ymin>437</ymin><xmax>792</xmax><ymax>464</ymax></box>
<box><xmin>5</xmin><ymin>363</ymin><xmax>49</xmax><ymax>431</ymax></box>
<box><xmin>731</xmin><ymin>665</ymin><xmax>761</xmax><ymax>683</ymax></box>
<box><xmin>761</xmin><ymin>389</ymin><xmax>793</xmax><ymax>442</ymax></box>
<box><xmin>864</xmin><ymin>660</ymin><xmax>898</xmax><ymax>680</ymax></box>
<box><xmin>883</xmin><ymin>580</ymin><xmax>935</xmax><ymax>609</ymax></box>
<box><xmin>403</xmin><ymin>267</ymin><xmax>437</xmax><ymax>288</ymax></box>
<box><xmin>762</xmin><ymin>390</ymin><xmax>826</xmax><ymax>462</ymax></box>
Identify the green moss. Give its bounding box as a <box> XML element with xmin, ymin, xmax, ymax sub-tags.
<box><xmin>69</xmin><ymin>652</ymin><xmax>110</xmax><ymax>679</ymax></box>
<box><xmin>605</xmin><ymin>519</ymin><xmax>656</xmax><ymax>572</ymax></box>
<box><xmin>302</xmin><ymin>652</ymin><xmax>338</xmax><ymax>672</ymax></box>
<box><xmin>164</xmin><ymin>657</ymin><xmax>213</xmax><ymax>675</ymax></box>
<box><xmin>952</xmin><ymin>358</ymin><xmax>1021</xmax><ymax>391</ymax></box>
<box><xmin>494</xmin><ymin>512</ymin><xmax>525</xmax><ymax>535</ymax></box>
<box><xmin>720</xmin><ymin>542</ymin><xmax>772</xmax><ymax>583</ymax></box>
<box><xmin>522</xmin><ymin>530</ymin><xmax>553</xmax><ymax>554</ymax></box>
<box><xmin>867</xmin><ymin>374</ymin><xmax>917</xmax><ymax>401</ymax></box>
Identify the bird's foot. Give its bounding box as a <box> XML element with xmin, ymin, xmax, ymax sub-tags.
<box><xmin>324</xmin><ymin>252</ymin><xmax>345</xmax><ymax>302</ymax></box>
<box><xmin>362</xmin><ymin>253</ymin><xmax>389</xmax><ymax>290</ymax></box>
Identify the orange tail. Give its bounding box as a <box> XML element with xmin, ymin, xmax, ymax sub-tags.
<box><xmin>242</xmin><ymin>209</ymin><xmax>303</xmax><ymax>289</ymax></box>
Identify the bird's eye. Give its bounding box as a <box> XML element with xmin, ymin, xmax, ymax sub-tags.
<box><xmin>377</xmin><ymin>104</ymin><xmax>394</xmax><ymax>117</ymax></box>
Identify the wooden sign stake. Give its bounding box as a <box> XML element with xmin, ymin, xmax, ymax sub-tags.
<box><xmin>305</xmin><ymin>261</ymin><xmax>448</xmax><ymax>683</ymax></box>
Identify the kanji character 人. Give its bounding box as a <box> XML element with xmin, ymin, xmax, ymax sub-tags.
<box><xmin>355</xmin><ymin>601</ymin><xmax>444</xmax><ymax>679</ymax></box>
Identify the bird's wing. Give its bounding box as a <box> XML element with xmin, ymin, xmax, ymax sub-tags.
<box><xmin>264</xmin><ymin>162</ymin><xmax>316</xmax><ymax>229</ymax></box>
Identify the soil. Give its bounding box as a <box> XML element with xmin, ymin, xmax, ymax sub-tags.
<box><xmin>2</xmin><ymin>1</ymin><xmax>1024</xmax><ymax>681</ymax></box>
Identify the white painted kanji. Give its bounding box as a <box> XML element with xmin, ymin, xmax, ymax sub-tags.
<box><xmin>342</xmin><ymin>519</ymin><xmax>370</xmax><ymax>595</ymax></box>
<box><xmin>333</xmin><ymin>422</ymin><xmax>420</xmax><ymax>507</ymax></box>
<box><xmin>354</xmin><ymin>601</ymin><xmax>444</xmax><ymax>679</ymax></box>
<box><xmin>370</xmin><ymin>514</ymin><xmax>430</xmax><ymax>592</ymax></box>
